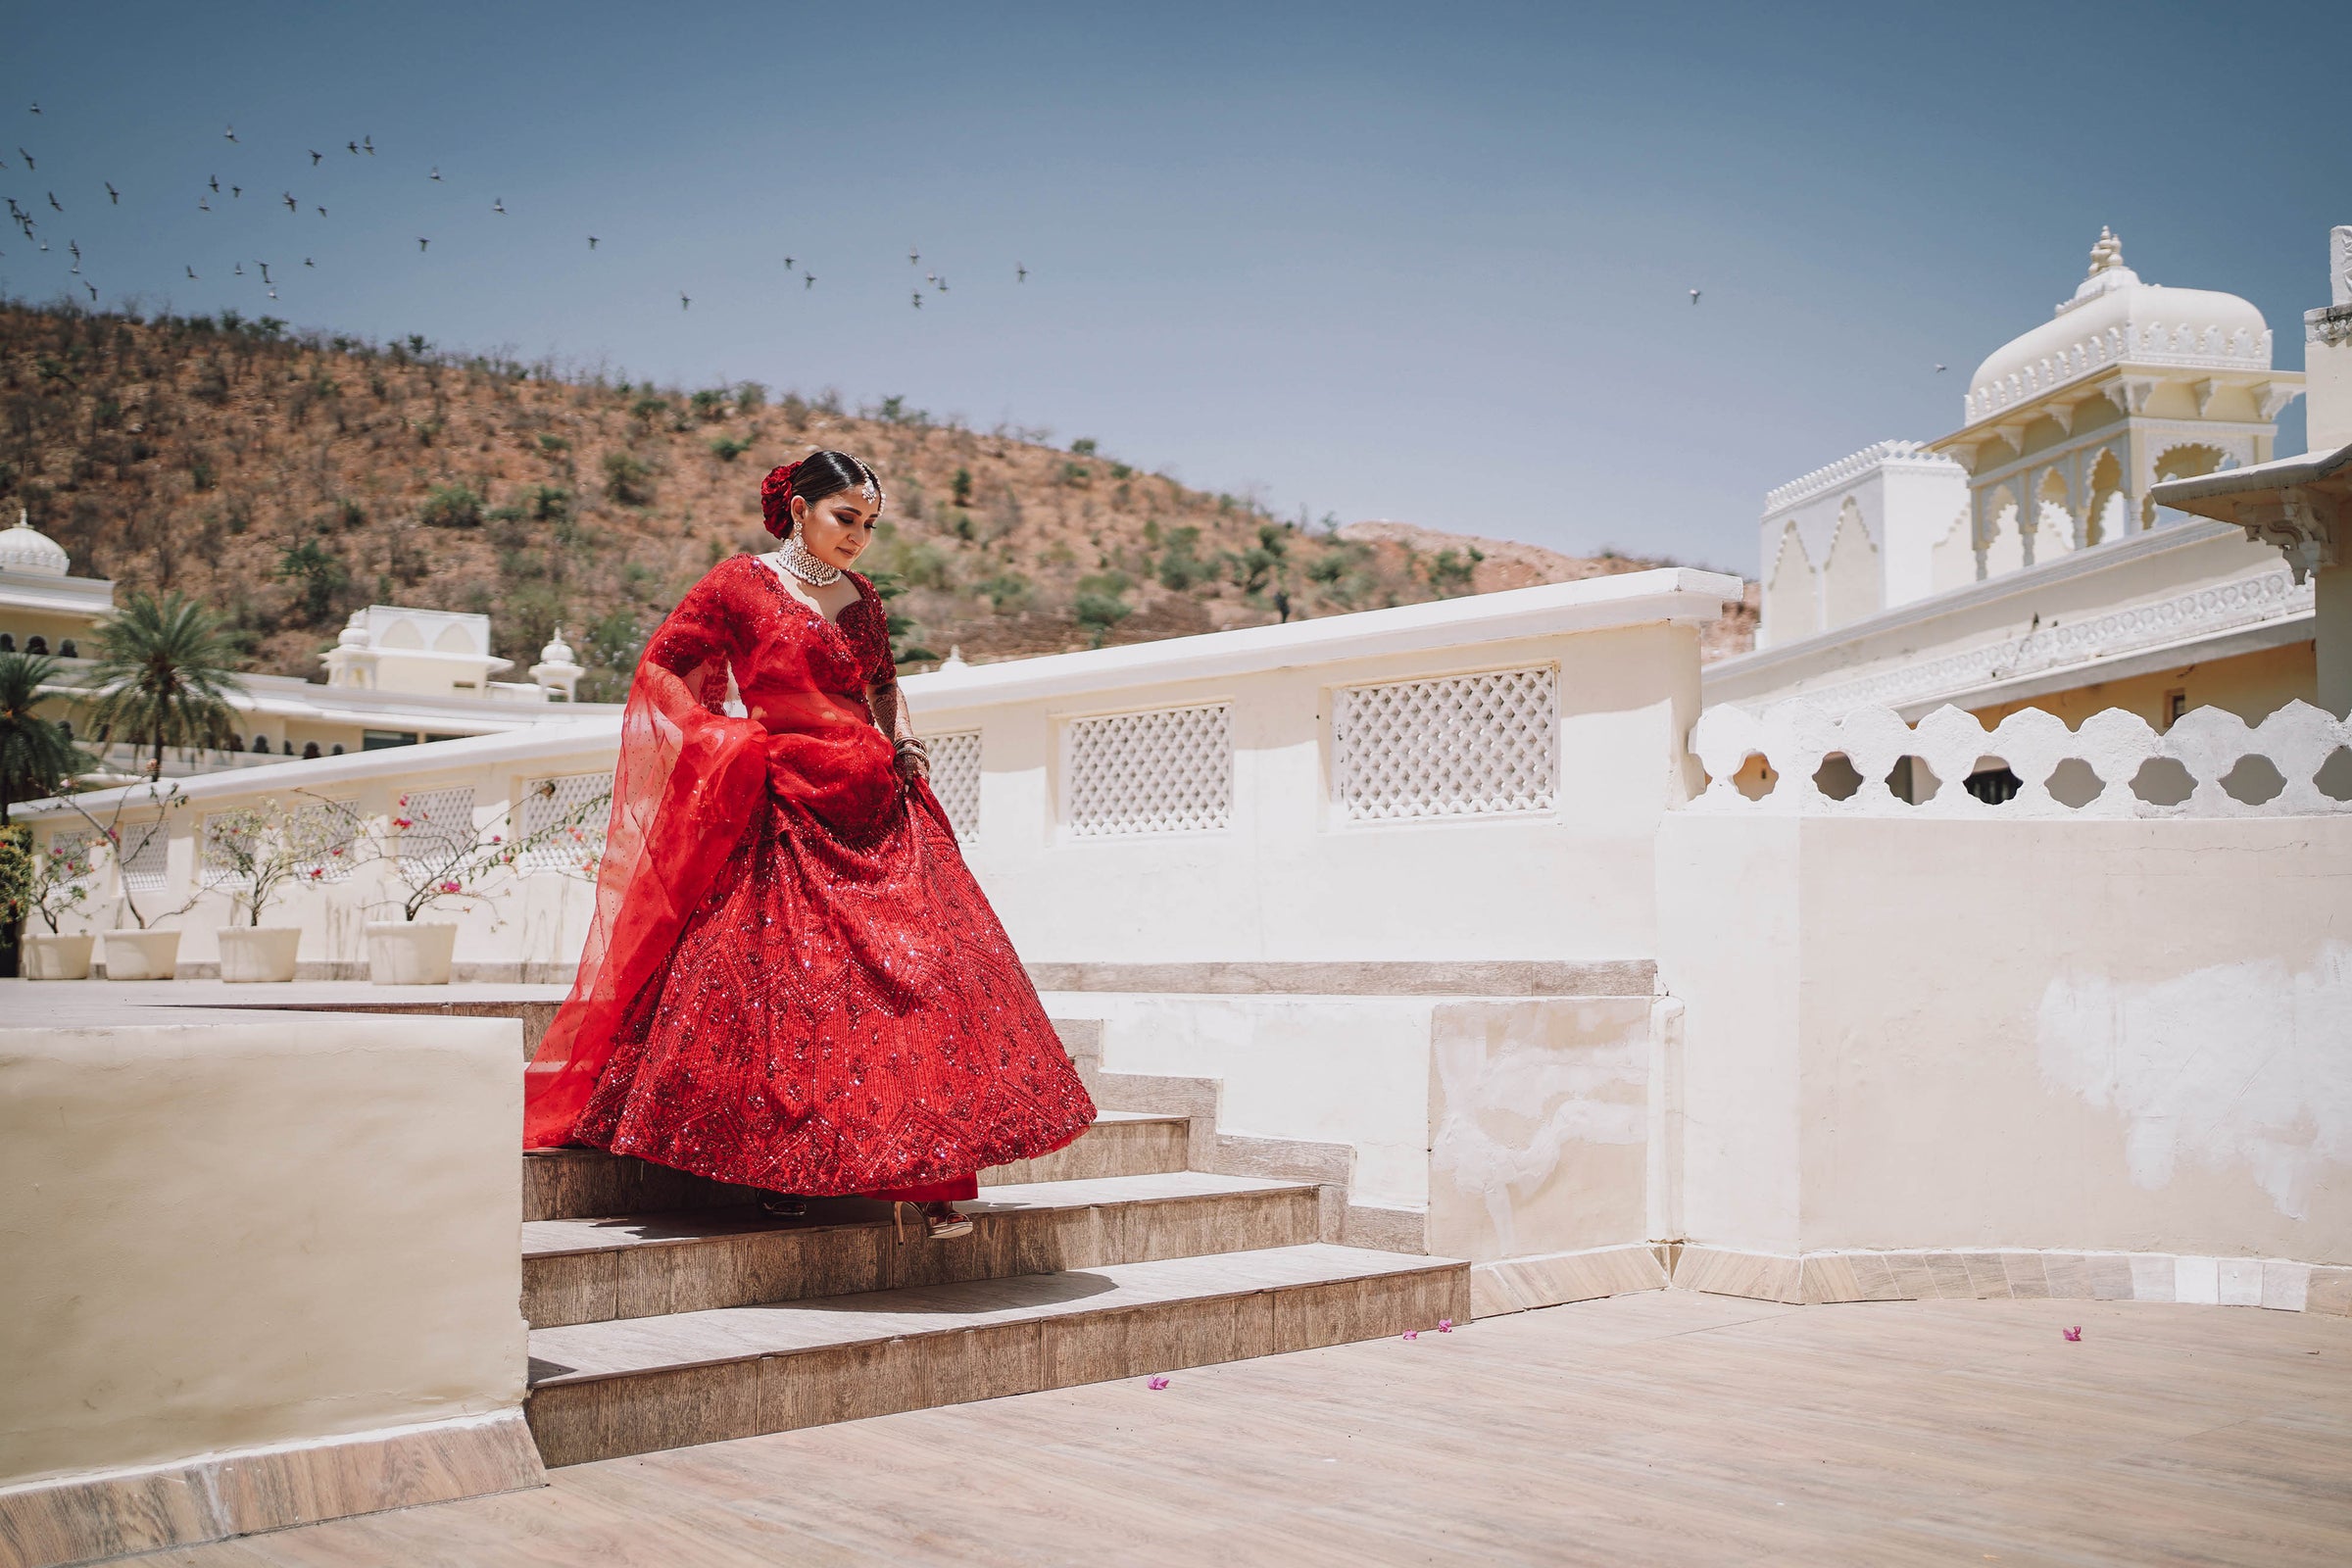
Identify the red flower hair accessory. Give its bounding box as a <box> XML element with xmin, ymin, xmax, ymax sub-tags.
<box><xmin>760</xmin><ymin>461</ymin><xmax>804</xmax><ymax>538</ymax></box>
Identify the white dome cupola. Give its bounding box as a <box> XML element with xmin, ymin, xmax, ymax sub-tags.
<box><xmin>0</xmin><ymin>508</ymin><xmax>72</xmax><ymax>577</ymax></box>
<box><xmin>1966</xmin><ymin>228</ymin><xmax>2277</xmax><ymax>424</ymax></box>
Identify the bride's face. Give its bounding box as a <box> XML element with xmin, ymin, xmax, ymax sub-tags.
<box><xmin>792</xmin><ymin>488</ymin><xmax>881</xmax><ymax>568</ymax></box>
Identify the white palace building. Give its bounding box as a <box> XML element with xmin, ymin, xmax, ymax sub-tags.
<box><xmin>0</xmin><ymin>514</ymin><xmax>617</xmax><ymax>775</ymax></box>
<box><xmin>1711</xmin><ymin>229</ymin><xmax>2322</xmax><ymax>732</ymax></box>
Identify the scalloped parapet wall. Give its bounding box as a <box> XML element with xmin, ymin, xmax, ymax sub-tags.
<box><xmin>1688</xmin><ymin>699</ymin><xmax>2352</xmax><ymax>818</ymax></box>
<box><xmin>1761</xmin><ymin>440</ymin><xmax>1962</xmax><ymax>516</ymax></box>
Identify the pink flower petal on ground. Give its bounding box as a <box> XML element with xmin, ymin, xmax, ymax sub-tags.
<box><xmin>1401</xmin><ymin>1330</ymin><xmax>1418</xmax><ymax>1341</ymax></box>
<box><xmin>1147</xmin><ymin>1376</ymin><xmax>1170</xmax><ymax>1391</ymax></box>
<box><xmin>2062</xmin><ymin>1326</ymin><xmax>2082</xmax><ymax>1342</ymax></box>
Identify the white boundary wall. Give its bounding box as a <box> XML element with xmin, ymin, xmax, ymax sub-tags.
<box><xmin>16</xmin><ymin>568</ymin><xmax>1740</xmax><ymax>976</ymax></box>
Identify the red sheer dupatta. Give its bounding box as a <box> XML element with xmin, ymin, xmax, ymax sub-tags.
<box><xmin>522</xmin><ymin>572</ymin><xmax>767</xmax><ymax>1148</ymax></box>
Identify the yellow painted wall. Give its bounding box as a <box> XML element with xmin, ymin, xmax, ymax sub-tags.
<box><xmin>1972</xmin><ymin>640</ymin><xmax>2318</xmax><ymax>731</ymax></box>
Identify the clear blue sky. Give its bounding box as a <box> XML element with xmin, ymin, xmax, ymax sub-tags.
<box><xmin>5</xmin><ymin>1</ymin><xmax>2341</xmax><ymax>574</ymax></box>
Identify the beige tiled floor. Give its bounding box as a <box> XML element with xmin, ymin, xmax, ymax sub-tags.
<box><xmin>149</xmin><ymin>1291</ymin><xmax>2352</xmax><ymax>1567</ymax></box>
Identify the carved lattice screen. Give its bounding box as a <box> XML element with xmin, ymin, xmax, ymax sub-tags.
<box><xmin>1331</xmin><ymin>665</ymin><xmax>1559</xmax><ymax>822</ymax></box>
<box><xmin>923</xmin><ymin>731</ymin><xmax>983</xmax><ymax>840</ymax></box>
<box><xmin>1063</xmin><ymin>704</ymin><xmax>1233</xmax><ymax>837</ymax></box>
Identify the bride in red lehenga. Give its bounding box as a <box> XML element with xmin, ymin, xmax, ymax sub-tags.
<box><xmin>523</xmin><ymin>452</ymin><xmax>1096</xmax><ymax>1240</ymax></box>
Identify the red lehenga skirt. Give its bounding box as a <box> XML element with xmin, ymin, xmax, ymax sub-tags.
<box><xmin>523</xmin><ymin>557</ymin><xmax>1095</xmax><ymax>1199</ymax></box>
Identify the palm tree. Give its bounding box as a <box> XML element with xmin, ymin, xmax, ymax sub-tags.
<box><xmin>0</xmin><ymin>651</ymin><xmax>84</xmax><ymax>821</ymax></box>
<box><xmin>86</xmin><ymin>591</ymin><xmax>248</xmax><ymax>779</ymax></box>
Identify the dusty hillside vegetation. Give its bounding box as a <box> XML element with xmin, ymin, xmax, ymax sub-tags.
<box><xmin>1</xmin><ymin>303</ymin><xmax>1752</xmax><ymax>699</ymax></box>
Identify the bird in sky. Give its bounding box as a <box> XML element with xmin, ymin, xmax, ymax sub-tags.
<box><xmin>316</xmin><ymin>206</ymin><xmax>326</xmax><ymax>217</ymax></box>
<box><xmin>908</xmin><ymin>246</ymin><xmax>918</xmax><ymax>265</ymax></box>
<box><xmin>185</xmin><ymin>266</ymin><xmax>197</xmax><ymax>279</ymax></box>
<box><xmin>416</xmin><ymin>236</ymin><xmax>428</xmax><ymax>251</ymax></box>
<box><xmin>804</xmin><ymin>272</ymin><xmax>814</xmax><ymax>289</ymax></box>
<box><xmin>197</xmin><ymin>196</ymin><xmax>210</xmax><ymax>211</ymax></box>
<box><xmin>1935</xmin><ymin>364</ymin><xmax>1947</xmax><ymax>372</ymax></box>
<box><xmin>18</xmin><ymin>148</ymin><xmax>32</xmax><ymax>171</ymax></box>
<box><xmin>363</xmin><ymin>135</ymin><xmax>374</xmax><ymax>155</ymax></box>
<box><xmin>303</xmin><ymin>257</ymin><xmax>314</xmax><ymax>268</ymax></box>
<box><xmin>84</xmin><ymin>281</ymin><xmax>96</xmax><ymax>302</ymax></box>
<box><xmin>69</xmin><ymin>257</ymin><xmax>78</xmax><ymax>275</ymax></box>
<box><xmin>209</xmin><ymin>174</ymin><xmax>219</xmax><ymax>192</ymax></box>
<box><xmin>925</xmin><ymin>272</ymin><xmax>936</xmax><ymax>284</ymax></box>
<box><xmin>281</xmin><ymin>192</ymin><xmax>297</xmax><ymax>212</ymax></box>
<box><xmin>230</xmin><ymin>185</ymin><xmax>241</xmax><ymax>198</ymax></box>
<box><xmin>310</xmin><ymin>149</ymin><xmax>322</xmax><ymax>165</ymax></box>
<box><xmin>105</xmin><ymin>182</ymin><xmax>118</xmax><ymax>204</ymax></box>
<box><xmin>1690</xmin><ymin>288</ymin><xmax>1701</xmax><ymax>305</ymax></box>
<box><xmin>267</xmin><ymin>287</ymin><xmax>277</xmax><ymax>300</ymax></box>
<box><xmin>47</xmin><ymin>191</ymin><xmax>62</xmax><ymax>212</ymax></box>
<box><xmin>429</xmin><ymin>166</ymin><xmax>441</xmax><ymax>181</ymax></box>
<box><xmin>680</xmin><ymin>293</ymin><xmax>691</xmax><ymax>310</ymax></box>
<box><xmin>347</xmin><ymin>139</ymin><xmax>359</xmax><ymax>155</ymax></box>
<box><xmin>491</xmin><ymin>198</ymin><xmax>505</xmax><ymax>215</ymax></box>
<box><xmin>910</xmin><ymin>290</ymin><xmax>922</xmax><ymax>309</ymax></box>
<box><xmin>258</xmin><ymin>261</ymin><xmax>271</xmax><ymax>283</ymax></box>
<box><xmin>28</xmin><ymin>102</ymin><xmax>38</xmax><ymax>115</ymax></box>
<box><xmin>68</xmin><ymin>239</ymin><xmax>78</xmax><ymax>259</ymax></box>
<box><xmin>783</xmin><ymin>255</ymin><xmax>794</xmax><ymax>270</ymax></box>
<box><xmin>937</xmin><ymin>276</ymin><xmax>948</xmax><ymax>292</ymax></box>
<box><xmin>587</xmin><ymin>235</ymin><xmax>599</xmax><ymax>249</ymax></box>
<box><xmin>1016</xmin><ymin>263</ymin><xmax>1027</xmax><ymax>282</ymax></box>
<box><xmin>233</xmin><ymin>262</ymin><xmax>243</xmax><ymax>275</ymax></box>
<box><xmin>223</xmin><ymin>123</ymin><xmax>238</xmax><ymax>142</ymax></box>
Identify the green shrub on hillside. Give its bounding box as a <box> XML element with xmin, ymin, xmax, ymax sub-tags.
<box><xmin>602</xmin><ymin>451</ymin><xmax>655</xmax><ymax>505</ymax></box>
<box><xmin>418</xmin><ymin>483</ymin><xmax>484</xmax><ymax>529</ymax></box>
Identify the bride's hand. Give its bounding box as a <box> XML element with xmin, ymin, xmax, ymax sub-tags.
<box><xmin>894</xmin><ymin>747</ymin><xmax>930</xmax><ymax>783</ymax></box>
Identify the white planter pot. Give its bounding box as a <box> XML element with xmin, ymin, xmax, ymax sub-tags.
<box><xmin>366</xmin><ymin>921</ymin><xmax>459</xmax><ymax>986</ymax></box>
<box><xmin>219</xmin><ymin>925</ymin><xmax>302</xmax><ymax>984</ymax></box>
<box><xmin>24</xmin><ymin>932</ymin><xmax>97</xmax><ymax>980</ymax></box>
<box><xmin>104</xmin><ymin>928</ymin><xmax>182</xmax><ymax>981</ymax></box>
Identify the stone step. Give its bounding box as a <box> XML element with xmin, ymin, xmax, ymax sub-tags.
<box><xmin>521</xmin><ymin>1112</ymin><xmax>1190</xmax><ymax>1222</ymax></box>
<box><xmin>524</xmin><ymin>1243</ymin><xmax>1469</xmax><ymax>1467</ymax></box>
<box><xmin>521</xmin><ymin>1172</ymin><xmax>1321</xmax><ymax>1329</ymax></box>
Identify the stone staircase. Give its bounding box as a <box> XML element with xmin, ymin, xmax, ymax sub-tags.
<box><xmin>519</xmin><ymin>1109</ymin><xmax>1467</xmax><ymax>1467</ymax></box>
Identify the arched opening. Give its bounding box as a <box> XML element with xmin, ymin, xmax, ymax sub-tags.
<box><xmin>1981</xmin><ymin>488</ymin><xmax>2025</xmax><ymax>579</ymax></box>
<box><xmin>2084</xmin><ymin>449</ymin><xmax>2125</xmax><ymax>547</ymax></box>
<box><xmin>1820</xmin><ymin>500</ymin><xmax>1881</xmax><ymax>630</ymax></box>
<box><xmin>2034</xmin><ymin>469</ymin><xmax>2077</xmax><ymax>562</ymax></box>
<box><xmin>2145</xmin><ymin>444</ymin><xmax>2227</xmax><ymax>527</ymax></box>
<box><xmin>1762</xmin><ymin>526</ymin><xmax>1819</xmax><ymax>646</ymax></box>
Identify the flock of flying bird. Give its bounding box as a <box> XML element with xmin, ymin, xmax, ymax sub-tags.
<box><xmin>3</xmin><ymin>101</ymin><xmax>1033</xmax><ymax>315</ymax></box>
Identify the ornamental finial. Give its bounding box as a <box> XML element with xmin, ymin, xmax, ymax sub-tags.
<box><xmin>2087</xmin><ymin>225</ymin><xmax>2125</xmax><ymax>276</ymax></box>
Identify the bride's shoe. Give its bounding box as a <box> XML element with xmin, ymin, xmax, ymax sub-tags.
<box><xmin>894</xmin><ymin>1200</ymin><xmax>975</xmax><ymax>1241</ymax></box>
<box><xmin>759</xmin><ymin>1194</ymin><xmax>808</xmax><ymax>1218</ymax></box>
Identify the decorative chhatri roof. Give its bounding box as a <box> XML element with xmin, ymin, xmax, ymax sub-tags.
<box><xmin>0</xmin><ymin>508</ymin><xmax>72</xmax><ymax>577</ymax></box>
<box><xmin>1964</xmin><ymin>229</ymin><xmax>2273</xmax><ymax>424</ymax></box>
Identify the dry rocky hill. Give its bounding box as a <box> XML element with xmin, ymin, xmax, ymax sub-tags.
<box><xmin>1</xmin><ymin>303</ymin><xmax>1752</xmax><ymax>699</ymax></box>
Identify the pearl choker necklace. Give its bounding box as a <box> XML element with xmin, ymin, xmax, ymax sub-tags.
<box><xmin>777</xmin><ymin>531</ymin><xmax>843</xmax><ymax>587</ymax></box>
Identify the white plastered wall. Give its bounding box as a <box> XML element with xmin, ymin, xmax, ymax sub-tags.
<box><xmin>950</xmin><ymin>620</ymin><xmax>1699</xmax><ymax>967</ymax></box>
<box><xmin>0</xmin><ymin>1013</ymin><xmax>527</xmax><ymax>1489</ymax></box>
<box><xmin>1657</xmin><ymin>812</ymin><xmax>2352</xmax><ymax>1262</ymax></box>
